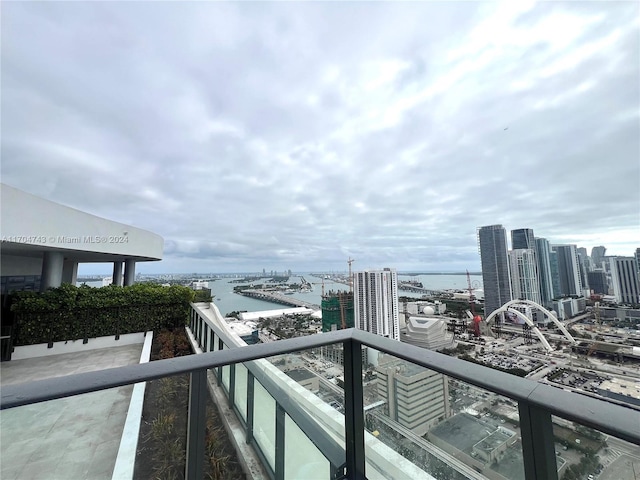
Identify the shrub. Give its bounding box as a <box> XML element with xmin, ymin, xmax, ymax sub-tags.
<box><xmin>9</xmin><ymin>283</ymin><xmax>195</xmax><ymax>345</ymax></box>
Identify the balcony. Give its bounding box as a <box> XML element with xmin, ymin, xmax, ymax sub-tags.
<box><xmin>2</xmin><ymin>302</ymin><xmax>639</xmax><ymax>480</ymax></box>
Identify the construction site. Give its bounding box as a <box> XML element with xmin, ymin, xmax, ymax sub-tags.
<box><xmin>321</xmin><ymin>291</ymin><xmax>354</xmax><ymax>332</ymax></box>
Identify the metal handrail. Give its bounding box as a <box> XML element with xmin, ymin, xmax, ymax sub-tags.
<box><xmin>2</xmin><ymin>327</ymin><xmax>639</xmax><ymax>445</ymax></box>
<box><xmin>348</xmin><ymin>329</ymin><xmax>640</xmax><ymax>445</ymax></box>
<box><xmin>0</xmin><ymin>329</ymin><xmax>353</xmax><ymax>409</ymax></box>
<box><xmin>3</xmin><ymin>316</ymin><xmax>640</xmax><ymax>480</ymax></box>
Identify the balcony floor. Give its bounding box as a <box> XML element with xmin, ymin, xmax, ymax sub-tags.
<box><xmin>0</xmin><ymin>344</ymin><xmax>142</xmax><ymax>480</ymax></box>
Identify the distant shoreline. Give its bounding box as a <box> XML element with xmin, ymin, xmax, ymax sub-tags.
<box><xmin>78</xmin><ymin>271</ymin><xmax>483</xmax><ymax>279</ymax></box>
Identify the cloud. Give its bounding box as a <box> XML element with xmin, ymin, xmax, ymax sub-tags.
<box><xmin>2</xmin><ymin>1</ymin><xmax>638</xmax><ymax>273</ymax></box>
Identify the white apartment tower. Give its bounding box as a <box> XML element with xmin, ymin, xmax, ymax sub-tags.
<box><xmin>609</xmin><ymin>257</ymin><xmax>640</xmax><ymax>304</ymax></box>
<box><xmin>353</xmin><ymin>268</ymin><xmax>400</xmax><ymax>341</ymax></box>
<box><xmin>509</xmin><ymin>249</ymin><xmax>542</xmax><ymax>305</ymax></box>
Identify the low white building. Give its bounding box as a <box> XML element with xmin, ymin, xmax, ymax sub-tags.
<box><xmin>400</xmin><ymin>317</ymin><xmax>454</xmax><ymax>351</ymax></box>
<box><xmin>376</xmin><ymin>353</ymin><xmax>451</xmax><ymax>436</ymax></box>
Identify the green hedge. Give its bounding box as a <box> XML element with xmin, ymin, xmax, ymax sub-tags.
<box><xmin>9</xmin><ymin>283</ymin><xmax>195</xmax><ymax>346</ymax></box>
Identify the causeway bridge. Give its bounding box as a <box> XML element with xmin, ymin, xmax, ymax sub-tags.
<box><xmin>239</xmin><ymin>289</ymin><xmax>320</xmax><ymax>310</ymax></box>
<box><xmin>398</xmin><ymin>282</ymin><xmax>444</xmax><ymax>297</ymax></box>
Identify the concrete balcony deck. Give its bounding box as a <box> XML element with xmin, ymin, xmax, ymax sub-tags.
<box><xmin>0</xmin><ymin>343</ymin><xmax>144</xmax><ymax>480</ymax></box>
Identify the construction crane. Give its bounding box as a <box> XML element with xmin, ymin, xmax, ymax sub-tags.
<box><xmin>309</xmin><ymin>280</ymin><xmax>326</xmax><ymax>296</ymax></box>
<box><xmin>466</xmin><ymin>270</ymin><xmax>482</xmax><ymax>337</ymax></box>
<box><xmin>338</xmin><ymin>292</ymin><xmax>348</xmax><ymax>329</ymax></box>
<box><xmin>348</xmin><ymin>257</ymin><xmax>355</xmax><ymax>293</ymax></box>
<box><xmin>466</xmin><ymin>270</ymin><xmax>476</xmax><ymax>315</ymax></box>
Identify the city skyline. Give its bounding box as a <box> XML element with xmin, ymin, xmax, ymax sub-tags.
<box><xmin>2</xmin><ymin>2</ymin><xmax>638</xmax><ymax>275</ymax></box>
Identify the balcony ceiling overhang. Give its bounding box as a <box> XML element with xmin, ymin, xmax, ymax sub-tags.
<box><xmin>0</xmin><ymin>241</ymin><xmax>161</xmax><ymax>263</ymax></box>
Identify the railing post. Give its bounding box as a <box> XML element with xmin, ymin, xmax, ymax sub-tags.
<box><xmin>343</xmin><ymin>339</ymin><xmax>365</xmax><ymax>480</ymax></box>
<box><xmin>229</xmin><ymin>363</ymin><xmax>236</xmax><ymax>407</ymax></box>
<box><xmin>519</xmin><ymin>401</ymin><xmax>558</xmax><ymax>480</ymax></box>
<box><xmin>217</xmin><ymin>338</ymin><xmax>224</xmax><ymax>386</ymax></box>
<box><xmin>185</xmin><ymin>369</ymin><xmax>207</xmax><ymax>480</ymax></box>
<box><xmin>246</xmin><ymin>371</ymin><xmax>255</xmax><ymax>444</ymax></box>
<box><xmin>275</xmin><ymin>403</ymin><xmax>285</xmax><ymax>480</ymax></box>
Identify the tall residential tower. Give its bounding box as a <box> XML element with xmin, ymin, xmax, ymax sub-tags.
<box><xmin>511</xmin><ymin>228</ymin><xmax>536</xmax><ymax>250</ymax></box>
<box><xmin>353</xmin><ymin>268</ymin><xmax>400</xmax><ymax>341</ymax></box>
<box><xmin>535</xmin><ymin>237</ymin><xmax>555</xmax><ymax>306</ymax></box>
<box><xmin>551</xmin><ymin>245</ymin><xmax>583</xmax><ymax>297</ymax></box>
<box><xmin>609</xmin><ymin>257</ymin><xmax>640</xmax><ymax>304</ymax></box>
<box><xmin>478</xmin><ymin>225</ymin><xmax>512</xmax><ymax>317</ymax></box>
<box><xmin>509</xmin><ymin>249</ymin><xmax>541</xmax><ymax>305</ymax></box>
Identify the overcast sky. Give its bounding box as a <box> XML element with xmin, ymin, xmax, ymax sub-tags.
<box><xmin>2</xmin><ymin>1</ymin><xmax>638</xmax><ymax>274</ymax></box>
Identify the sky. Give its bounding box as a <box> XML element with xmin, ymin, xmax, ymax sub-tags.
<box><xmin>2</xmin><ymin>1</ymin><xmax>639</xmax><ymax>275</ymax></box>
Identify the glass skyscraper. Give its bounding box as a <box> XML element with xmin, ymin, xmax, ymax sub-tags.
<box><xmin>551</xmin><ymin>245</ymin><xmax>583</xmax><ymax>297</ymax></box>
<box><xmin>478</xmin><ymin>225</ymin><xmax>512</xmax><ymax>317</ymax></box>
<box><xmin>535</xmin><ymin>237</ymin><xmax>555</xmax><ymax>306</ymax></box>
<box><xmin>511</xmin><ymin>228</ymin><xmax>536</xmax><ymax>250</ymax></box>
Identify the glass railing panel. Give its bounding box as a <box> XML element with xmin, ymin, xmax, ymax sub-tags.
<box><xmin>284</xmin><ymin>413</ymin><xmax>331</xmax><ymax>479</ymax></box>
<box><xmin>208</xmin><ymin>329</ymin><xmax>215</xmax><ymax>353</ymax></box>
<box><xmin>550</xmin><ymin>415</ymin><xmax>639</xmax><ymax>480</ymax></box>
<box><xmin>206</xmin><ymin>330</ymin><xmax>218</xmax><ymax>379</ymax></box>
<box><xmin>253</xmin><ymin>379</ymin><xmax>277</xmax><ymax>470</ymax></box>
<box><xmin>221</xmin><ymin>343</ymin><xmax>230</xmax><ymax>391</ymax></box>
<box><xmin>361</xmin><ymin>347</ymin><xmax>526</xmax><ymax>480</ymax></box>
<box><xmin>252</xmin><ymin>346</ymin><xmax>346</xmax><ymax>478</ymax></box>
<box><xmin>213</xmin><ymin>331</ymin><xmax>220</xmax><ymax>351</ymax></box>
<box><xmin>264</xmin><ymin>346</ymin><xmax>346</xmax><ymax>414</ymax></box>
<box><xmin>201</xmin><ymin>324</ymin><xmax>209</xmax><ymax>352</ymax></box>
<box><xmin>201</xmin><ymin>374</ymin><xmax>246</xmax><ymax>479</ymax></box>
<box><xmin>234</xmin><ymin>363</ymin><xmax>248</xmax><ymax>421</ymax></box>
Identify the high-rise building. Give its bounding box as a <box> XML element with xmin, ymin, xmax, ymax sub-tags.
<box><xmin>376</xmin><ymin>354</ymin><xmax>450</xmax><ymax>436</ymax></box>
<box><xmin>511</xmin><ymin>228</ymin><xmax>536</xmax><ymax>250</ymax></box>
<box><xmin>587</xmin><ymin>271</ymin><xmax>608</xmax><ymax>295</ymax></box>
<box><xmin>576</xmin><ymin>248</ymin><xmax>590</xmax><ymax>290</ymax></box>
<box><xmin>549</xmin><ymin>250</ymin><xmax>561</xmax><ymax>299</ymax></box>
<box><xmin>609</xmin><ymin>257</ymin><xmax>640</xmax><ymax>304</ymax></box>
<box><xmin>551</xmin><ymin>245</ymin><xmax>583</xmax><ymax>297</ymax></box>
<box><xmin>353</xmin><ymin>268</ymin><xmax>400</xmax><ymax>341</ymax></box>
<box><xmin>591</xmin><ymin>246</ymin><xmax>607</xmax><ymax>270</ymax></box>
<box><xmin>511</xmin><ymin>228</ymin><xmax>542</xmax><ymax>304</ymax></box>
<box><xmin>535</xmin><ymin>237</ymin><xmax>555</xmax><ymax>306</ymax></box>
<box><xmin>478</xmin><ymin>225</ymin><xmax>512</xmax><ymax>317</ymax></box>
<box><xmin>321</xmin><ymin>291</ymin><xmax>354</xmax><ymax>332</ymax></box>
<box><xmin>509</xmin><ymin>249</ymin><xmax>541</xmax><ymax>305</ymax></box>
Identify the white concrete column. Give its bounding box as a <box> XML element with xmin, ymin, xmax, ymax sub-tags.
<box><xmin>124</xmin><ymin>259</ymin><xmax>136</xmax><ymax>286</ymax></box>
<box><xmin>40</xmin><ymin>251</ymin><xmax>64</xmax><ymax>291</ymax></box>
<box><xmin>113</xmin><ymin>261</ymin><xmax>124</xmax><ymax>286</ymax></box>
<box><xmin>62</xmin><ymin>259</ymin><xmax>78</xmax><ymax>285</ymax></box>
